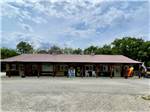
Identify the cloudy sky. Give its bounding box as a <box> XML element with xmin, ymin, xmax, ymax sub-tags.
<box><xmin>1</xmin><ymin>0</ymin><xmax>150</xmax><ymax>49</ymax></box>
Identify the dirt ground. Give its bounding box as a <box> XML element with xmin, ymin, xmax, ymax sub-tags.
<box><xmin>1</xmin><ymin>76</ymin><xmax>150</xmax><ymax>112</ymax></box>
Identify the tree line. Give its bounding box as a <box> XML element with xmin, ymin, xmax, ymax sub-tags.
<box><xmin>1</xmin><ymin>37</ymin><xmax>150</xmax><ymax>66</ymax></box>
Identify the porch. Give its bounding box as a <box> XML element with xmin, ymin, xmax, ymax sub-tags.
<box><xmin>5</xmin><ymin>62</ymin><xmax>130</xmax><ymax>78</ymax></box>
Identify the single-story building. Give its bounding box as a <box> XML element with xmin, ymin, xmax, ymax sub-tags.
<box><xmin>1</xmin><ymin>54</ymin><xmax>141</xmax><ymax>77</ymax></box>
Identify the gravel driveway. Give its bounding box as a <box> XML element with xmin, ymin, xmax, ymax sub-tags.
<box><xmin>1</xmin><ymin>76</ymin><xmax>150</xmax><ymax>112</ymax></box>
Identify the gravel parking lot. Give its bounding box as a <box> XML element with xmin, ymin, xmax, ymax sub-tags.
<box><xmin>1</xmin><ymin>76</ymin><xmax>150</xmax><ymax>112</ymax></box>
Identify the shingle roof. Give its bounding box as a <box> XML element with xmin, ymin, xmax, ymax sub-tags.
<box><xmin>1</xmin><ymin>54</ymin><xmax>141</xmax><ymax>64</ymax></box>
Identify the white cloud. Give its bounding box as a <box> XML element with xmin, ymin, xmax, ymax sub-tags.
<box><xmin>61</xmin><ymin>27</ymin><xmax>96</xmax><ymax>39</ymax></box>
<box><xmin>1</xmin><ymin>1</ymin><xmax>47</xmax><ymax>24</ymax></box>
<box><xmin>2</xmin><ymin>32</ymin><xmax>46</xmax><ymax>48</ymax></box>
<box><xmin>1</xmin><ymin>0</ymin><xmax>149</xmax><ymax>48</ymax></box>
<box><xmin>20</xmin><ymin>23</ymin><xmax>33</xmax><ymax>32</ymax></box>
<box><xmin>14</xmin><ymin>33</ymin><xmax>43</xmax><ymax>48</ymax></box>
<box><xmin>33</xmin><ymin>17</ymin><xmax>47</xmax><ymax>24</ymax></box>
<box><xmin>0</xmin><ymin>0</ymin><xmax>132</xmax><ymax>27</ymax></box>
<box><xmin>1</xmin><ymin>3</ymin><xmax>20</xmax><ymax>18</ymax></box>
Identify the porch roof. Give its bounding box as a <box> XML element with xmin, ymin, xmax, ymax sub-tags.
<box><xmin>1</xmin><ymin>54</ymin><xmax>141</xmax><ymax>64</ymax></box>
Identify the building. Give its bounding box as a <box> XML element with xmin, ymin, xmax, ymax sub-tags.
<box><xmin>1</xmin><ymin>54</ymin><xmax>141</xmax><ymax>77</ymax></box>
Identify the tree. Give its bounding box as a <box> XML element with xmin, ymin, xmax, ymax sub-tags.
<box><xmin>73</xmin><ymin>48</ymin><xmax>83</xmax><ymax>54</ymax></box>
<box><xmin>101</xmin><ymin>45</ymin><xmax>112</xmax><ymax>54</ymax></box>
<box><xmin>16</xmin><ymin>41</ymin><xmax>33</xmax><ymax>54</ymax></box>
<box><xmin>1</xmin><ymin>48</ymin><xmax>19</xmax><ymax>59</ymax></box>
<box><xmin>84</xmin><ymin>46</ymin><xmax>98</xmax><ymax>54</ymax></box>
<box><xmin>111</xmin><ymin>37</ymin><xmax>144</xmax><ymax>60</ymax></box>
<box><xmin>138</xmin><ymin>41</ymin><xmax>150</xmax><ymax>66</ymax></box>
<box><xmin>63</xmin><ymin>47</ymin><xmax>74</xmax><ymax>54</ymax></box>
<box><xmin>111</xmin><ymin>37</ymin><xmax>150</xmax><ymax>66</ymax></box>
<box><xmin>48</xmin><ymin>45</ymin><xmax>63</xmax><ymax>54</ymax></box>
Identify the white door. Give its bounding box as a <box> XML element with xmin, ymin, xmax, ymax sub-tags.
<box><xmin>114</xmin><ymin>65</ymin><xmax>121</xmax><ymax>77</ymax></box>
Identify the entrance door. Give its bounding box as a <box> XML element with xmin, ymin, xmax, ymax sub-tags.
<box><xmin>76</xmin><ymin>66</ymin><xmax>81</xmax><ymax>77</ymax></box>
<box><xmin>114</xmin><ymin>65</ymin><xmax>121</xmax><ymax>77</ymax></box>
<box><xmin>19</xmin><ymin>64</ymin><xmax>25</xmax><ymax>77</ymax></box>
<box><xmin>32</xmin><ymin>64</ymin><xmax>38</xmax><ymax>76</ymax></box>
<box><xmin>85</xmin><ymin>65</ymin><xmax>93</xmax><ymax>77</ymax></box>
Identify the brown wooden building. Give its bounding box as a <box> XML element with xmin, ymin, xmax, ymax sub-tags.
<box><xmin>1</xmin><ymin>54</ymin><xmax>141</xmax><ymax>77</ymax></box>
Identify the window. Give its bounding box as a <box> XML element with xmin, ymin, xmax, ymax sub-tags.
<box><xmin>42</xmin><ymin>64</ymin><xmax>53</xmax><ymax>72</ymax></box>
<box><xmin>11</xmin><ymin>64</ymin><xmax>16</xmax><ymax>70</ymax></box>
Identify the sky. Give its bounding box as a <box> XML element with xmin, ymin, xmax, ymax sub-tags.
<box><xmin>0</xmin><ymin>0</ymin><xmax>150</xmax><ymax>49</ymax></box>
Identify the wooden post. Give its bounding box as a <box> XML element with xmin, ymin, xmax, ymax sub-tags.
<box><xmin>81</xmin><ymin>64</ymin><xmax>84</xmax><ymax>78</ymax></box>
<box><xmin>37</xmin><ymin>63</ymin><xmax>41</xmax><ymax>78</ymax></box>
<box><xmin>6</xmin><ymin>63</ymin><xmax>10</xmax><ymax>72</ymax></box>
<box><xmin>23</xmin><ymin>63</ymin><xmax>26</xmax><ymax>77</ymax></box>
<box><xmin>6</xmin><ymin>63</ymin><xmax>11</xmax><ymax>77</ymax></box>
<box><xmin>96</xmin><ymin>64</ymin><xmax>98</xmax><ymax>78</ymax></box>
<box><xmin>110</xmin><ymin>65</ymin><xmax>113</xmax><ymax>78</ymax></box>
<box><xmin>23</xmin><ymin>63</ymin><xmax>25</xmax><ymax>77</ymax></box>
<box><xmin>99</xmin><ymin>64</ymin><xmax>101</xmax><ymax>77</ymax></box>
<box><xmin>53</xmin><ymin>64</ymin><xmax>54</xmax><ymax>77</ymax></box>
<box><xmin>19</xmin><ymin>63</ymin><xmax>25</xmax><ymax>78</ymax></box>
<box><xmin>53</xmin><ymin>64</ymin><xmax>56</xmax><ymax>77</ymax></box>
<box><xmin>123</xmin><ymin>65</ymin><xmax>128</xmax><ymax>79</ymax></box>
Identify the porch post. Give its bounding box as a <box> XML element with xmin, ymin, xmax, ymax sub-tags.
<box><xmin>138</xmin><ymin>64</ymin><xmax>141</xmax><ymax>78</ymax></box>
<box><xmin>6</xmin><ymin>63</ymin><xmax>11</xmax><ymax>77</ymax></box>
<box><xmin>110</xmin><ymin>64</ymin><xmax>113</xmax><ymax>78</ymax></box>
<box><xmin>81</xmin><ymin>64</ymin><xmax>84</xmax><ymax>78</ymax></box>
<box><xmin>24</xmin><ymin>63</ymin><xmax>27</xmax><ymax>77</ymax></box>
<box><xmin>53</xmin><ymin>64</ymin><xmax>56</xmax><ymax>77</ymax></box>
<box><xmin>37</xmin><ymin>63</ymin><xmax>41</xmax><ymax>78</ymax></box>
<box><xmin>18</xmin><ymin>63</ymin><xmax>26</xmax><ymax>78</ymax></box>
<box><xmin>96</xmin><ymin>64</ymin><xmax>99</xmax><ymax>78</ymax></box>
<box><xmin>124</xmin><ymin>65</ymin><xmax>129</xmax><ymax>79</ymax></box>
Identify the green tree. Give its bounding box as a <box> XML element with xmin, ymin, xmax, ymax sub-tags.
<box><xmin>73</xmin><ymin>48</ymin><xmax>83</xmax><ymax>54</ymax></box>
<box><xmin>101</xmin><ymin>45</ymin><xmax>112</xmax><ymax>54</ymax></box>
<box><xmin>138</xmin><ymin>41</ymin><xmax>150</xmax><ymax>66</ymax></box>
<box><xmin>1</xmin><ymin>48</ymin><xmax>19</xmax><ymax>59</ymax></box>
<box><xmin>63</xmin><ymin>47</ymin><xmax>74</xmax><ymax>54</ymax></box>
<box><xmin>84</xmin><ymin>46</ymin><xmax>98</xmax><ymax>54</ymax></box>
<box><xmin>16</xmin><ymin>41</ymin><xmax>33</xmax><ymax>54</ymax></box>
<box><xmin>111</xmin><ymin>37</ymin><xmax>150</xmax><ymax>66</ymax></box>
<box><xmin>48</xmin><ymin>45</ymin><xmax>63</xmax><ymax>54</ymax></box>
<box><xmin>111</xmin><ymin>37</ymin><xmax>144</xmax><ymax>60</ymax></box>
